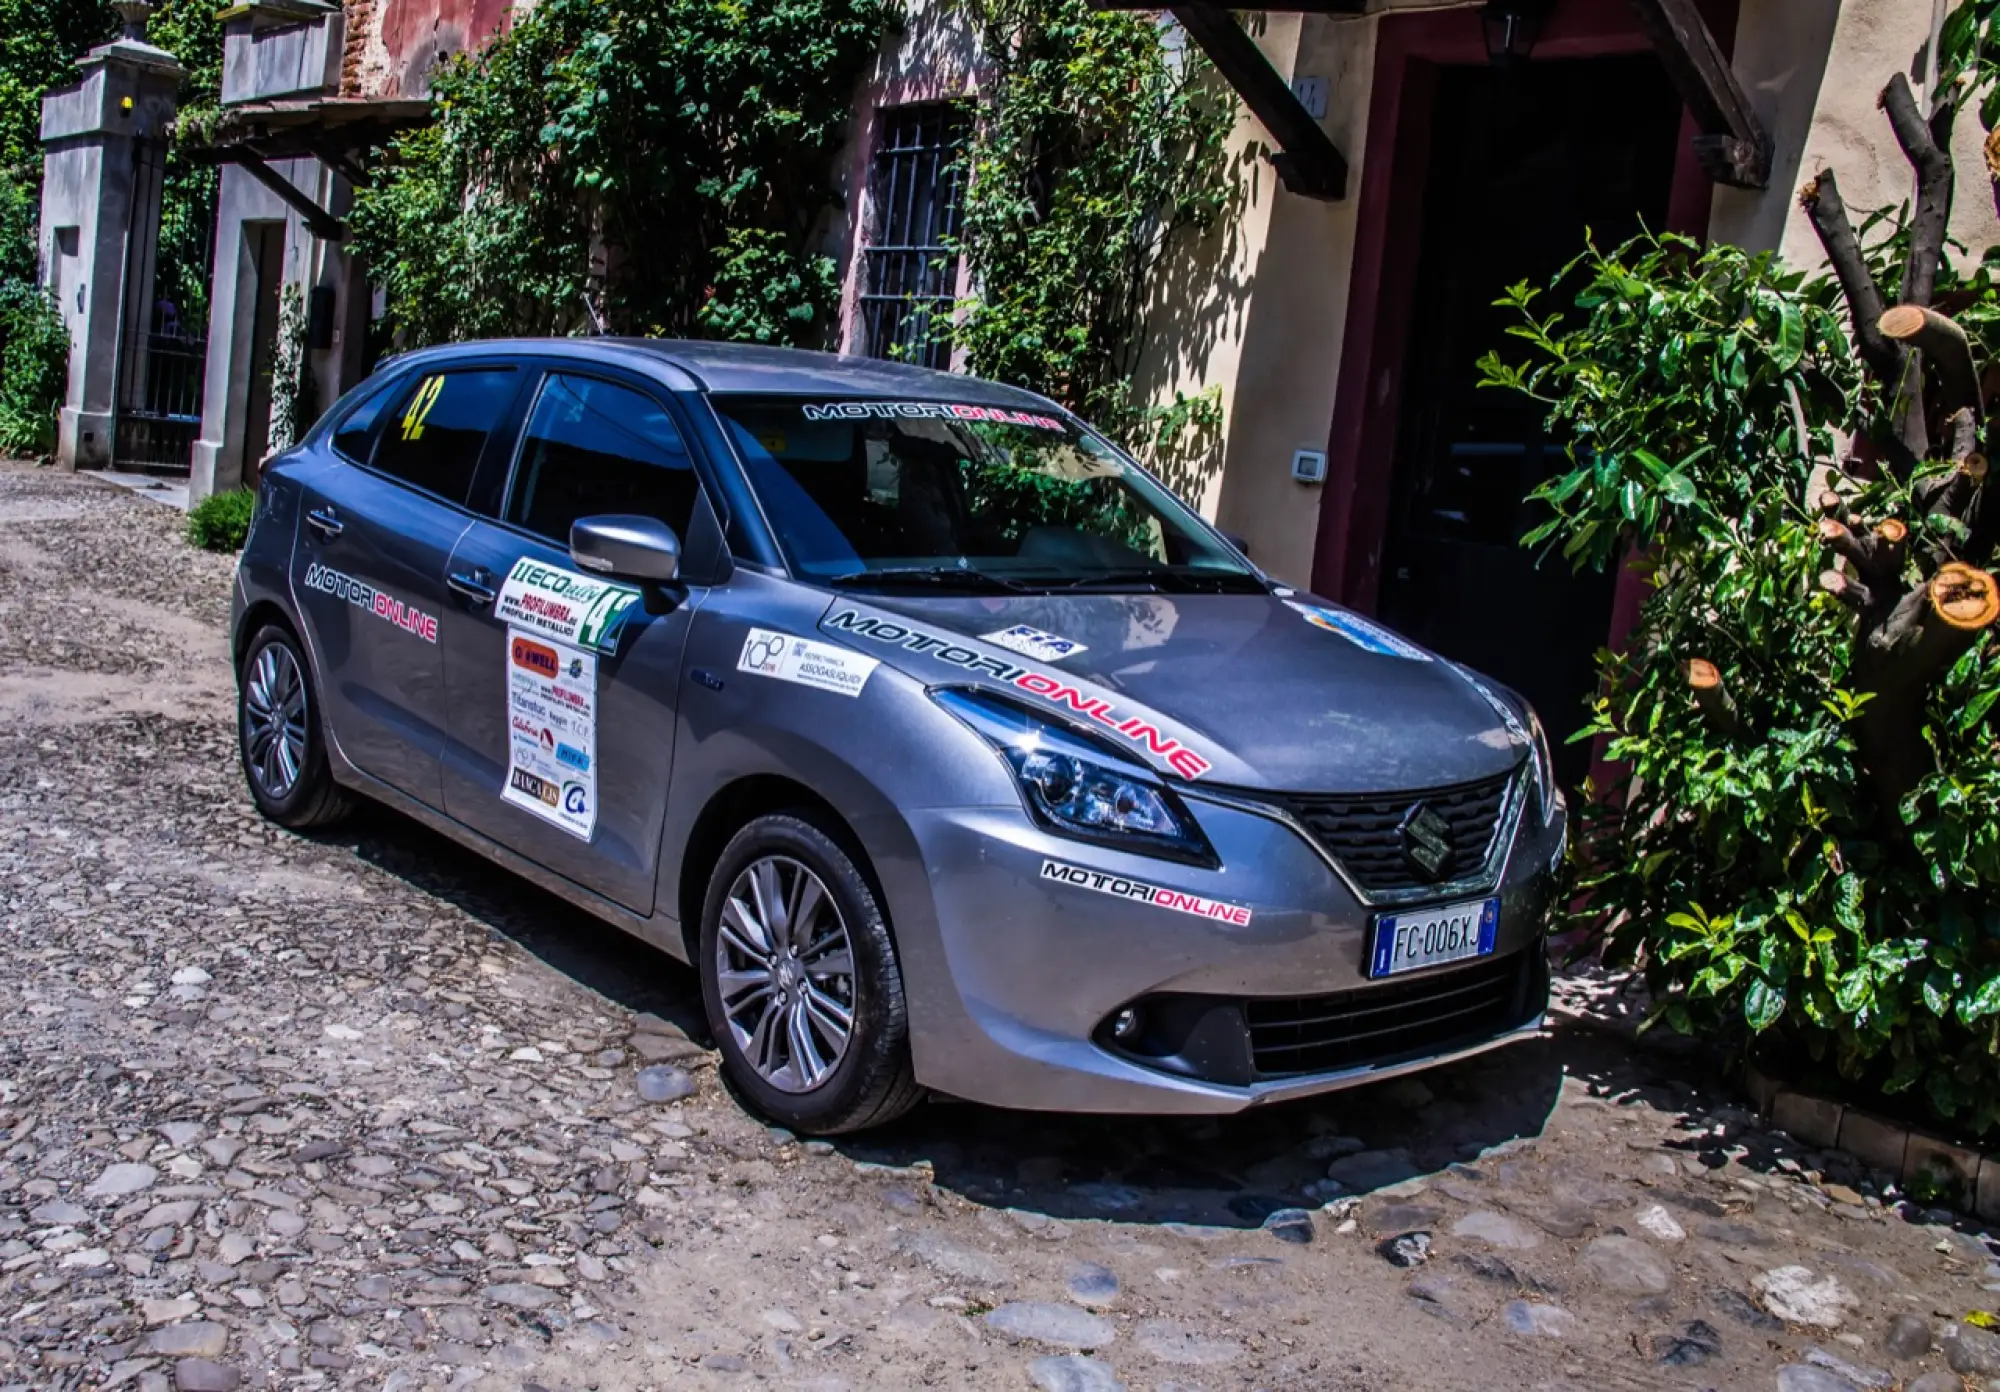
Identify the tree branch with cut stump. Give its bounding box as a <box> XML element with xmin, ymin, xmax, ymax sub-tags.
<box><xmin>1800</xmin><ymin>171</ymin><xmax>1902</xmax><ymax>388</ymax></box>
<box><xmin>1684</xmin><ymin>657</ymin><xmax>1738</xmax><ymax>733</ymax></box>
<box><xmin>1879</xmin><ymin>74</ymin><xmax>1955</xmax><ymax>308</ymax></box>
<box><xmin>1880</xmin><ymin>305</ymin><xmax>1982</xmax><ymax>421</ymax></box>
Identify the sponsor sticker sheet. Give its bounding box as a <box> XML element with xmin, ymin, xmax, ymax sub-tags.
<box><xmin>495</xmin><ymin>558</ymin><xmax>641</xmax><ymax>654</ymax></box>
<box><xmin>501</xmin><ymin>628</ymin><xmax>599</xmax><ymax>841</ymax></box>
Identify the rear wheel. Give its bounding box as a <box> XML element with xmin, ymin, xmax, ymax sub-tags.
<box><xmin>237</xmin><ymin>624</ymin><xmax>351</xmax><ymax>829</ymax></box>
<box><xmin>698</xmin><ymin>813</ymin><xmax>922</xmax><ymax>1133</ymax></box>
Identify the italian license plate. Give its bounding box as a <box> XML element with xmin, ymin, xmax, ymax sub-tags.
<box><xmin>1368</xmin><ymin>897</ymin><xmax>1500</xmax><ymax>978</ymax></box>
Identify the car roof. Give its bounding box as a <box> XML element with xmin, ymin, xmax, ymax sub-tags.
<box><xmin>383</xmin><ymin>338</ymin><xmax>1067</xmax><ymax>414</ymax></box>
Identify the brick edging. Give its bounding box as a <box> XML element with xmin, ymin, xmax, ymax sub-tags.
<box><xmin>1745</xmin><ymin>1062</ymin><xmax>2000</xmax><ymax>1220</ymax></box>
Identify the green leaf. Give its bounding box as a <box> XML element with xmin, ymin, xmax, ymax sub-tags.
<box><xmin>1774</xmin><ymin>299</ymin><xmax>1805</xmax><ymax>370</ymax></box>
<box><xmin>1960</xmin><ymin>975</ymin><xmax>2000</xmax><ymax>1024</ymax></box>
<box><xmin>1660</xmin><ymin>471</ymin><xmax>1697</xmax><ymax>505</ymax></box>
<box><xmin>1744</xmin><ymin>978</ymin><xmax>1786</xmax><ymax>1031</ymax></box>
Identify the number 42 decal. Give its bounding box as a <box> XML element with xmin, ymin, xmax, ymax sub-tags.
<box><xmin>400</xmin><ymin>375</ymin><xmax>445</xmax><ymax>441</ymax></box>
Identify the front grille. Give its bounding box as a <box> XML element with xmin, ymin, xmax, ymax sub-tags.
<box><xmin>1283</xmin><ymin>769</ymin><xmax>1516</xmax><ymax>895</ymax></box>
<box><xmin>1246</xmin><ymin>950</ymin><xmax>1530</xmax><ymax>1079</ymax></box>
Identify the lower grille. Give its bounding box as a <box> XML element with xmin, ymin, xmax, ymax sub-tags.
<box><xmin>1281</xmin><ymin>770</ymin><xmax>1517</xmax><ymax>896</ymax></box>
<box><xmin>1245</xmin><ymin>950</ymin><xmax>1531</xmax><ymax>1079</ymax></box>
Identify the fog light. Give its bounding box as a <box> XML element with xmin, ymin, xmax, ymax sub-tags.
<box><xmin>1111</xmin><ymin>1007</ymin><xmax>1141</xmax><ymax>1041</ymax></box>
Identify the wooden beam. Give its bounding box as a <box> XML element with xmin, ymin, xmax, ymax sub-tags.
<box><xmin>1623</xmin><ymin>0</ymin><xmax>1770</xmax><ymax>188</ymax></box>
<box><xmin>1166</xmin><ymin>4</ymin><xmax>1348</xmax><ymax>200</ymax></box>
<box><xmin>227</xmin><ymin>150</ymin><xmax>347</xmax><ymax>243</ymax></box>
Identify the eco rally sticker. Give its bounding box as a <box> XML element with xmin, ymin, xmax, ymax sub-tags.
<box><xmin>1041</xmin><ymin>859</ymin><xmax>1251</xmax><ymax>927</ymax></box>
<box><xmin>501</xmin><ymin>628</ymin><xmax>598</xmax><ymax>841</ymax></box>
<box><xmin>823</xmin><ymin>610</ymin><xmax>1213</xmax><ymax>780</ymax></box>
<box><xmin>736</xmin><ymin>629</ymin><xmax>879</xmax><ymax>697</ymax></box>
<box><xmin>302</xmin><ymin>562</ymin><xmax>438</xmax><ymax>643</ymax></box>
<box><xmin>496</xmin><ymin>558</ymin><xmax>641</xmax><ymax>654</ymax></box>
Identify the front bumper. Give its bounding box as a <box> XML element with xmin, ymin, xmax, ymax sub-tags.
<box><xmin>890</xmin><ymin>787</ymin><xmax>1562</xmax><ymax>1114</ymax></box>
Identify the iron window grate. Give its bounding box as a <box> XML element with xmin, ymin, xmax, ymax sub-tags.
<box><xmin>857</xmin><ymin>103</ymin><xmax>968</xmax><ymax>371</ymax></box>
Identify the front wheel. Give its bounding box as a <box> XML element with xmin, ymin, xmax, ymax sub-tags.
<box><xmin>237</xmin><ymin>624</ymin><xmax>351</xmax><ymax>829</ymax></box>
<box><xmin>698</xmin><ymin>813</ymin><xmax>922</xmax><ymax>1133</ymax></box>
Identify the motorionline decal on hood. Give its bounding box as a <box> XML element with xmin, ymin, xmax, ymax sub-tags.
<box><xmin>823</xmin><ymin>609</ymin><xmax>1214</xmax><ymax>780</ymax></box>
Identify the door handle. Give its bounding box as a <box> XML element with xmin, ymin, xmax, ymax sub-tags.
<box><xmin>305</xmin><ymin>508</ymin><xmax>343</xmax><ymax>541</ymax></box>
<box><xmin>447</xmin><ymin>570</ymin><xmax>497</xmax><ymax>605</ymax></box>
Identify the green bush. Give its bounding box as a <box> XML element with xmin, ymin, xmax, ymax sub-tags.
<box><xmin>1482</xmin><ymin>213</ymin><xmax>2000</xmax><ymax>1133</ymax></box>
<box><xmin>0</xmin><ymin>280</ymin><xmax>67</xmax><ymax>459</ymax></box>
<box><xmin>186</xmin><ymin>488</ymin><xmax>255</xmax><ymax>552</ymax></box>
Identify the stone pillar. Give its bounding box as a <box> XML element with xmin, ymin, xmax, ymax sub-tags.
<box><xmin>37</xmin><ymin>4</ymin><xmax>182</xmax><ymax>471</ymax></box>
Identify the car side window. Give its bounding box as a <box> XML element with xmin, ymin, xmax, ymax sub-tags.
<box><xmin>505</xmin><ymin>373</ymin><xmax>698</xmax><ymax>543</ymax></box>
<box><xmin>330</xmin><ymin>381</ymin><xmax>393</xmax><ymax>463</ymax></box>
<box><xmin>369</xmin><ymin>367</ymin><xmax>516</xmax><ymax>505</ymax></box>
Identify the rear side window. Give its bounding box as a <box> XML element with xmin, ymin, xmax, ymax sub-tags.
<box><xmin>505</xmin><ymin>373</ymin><xmax>698</xmax><ymax>542</ymax></box>
<box><xmin>369</xmin><ymin>367</ymin><xmax>516</xmax><ymax>505</ymax></box>
<box><xmin>330</xmin><ymin>382</ymin><xmax>392</xmax><ymax>462</ymax></box>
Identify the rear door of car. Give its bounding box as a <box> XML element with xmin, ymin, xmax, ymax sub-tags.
<box><xmin>290</xmin><ymin>361</ymin><xmax>524</xmax><ymax>806</ymax></box>
<box><xmin>438</xmin><ymin>360</ymin><xmax>720</xmax><ymax>913</ymax></box>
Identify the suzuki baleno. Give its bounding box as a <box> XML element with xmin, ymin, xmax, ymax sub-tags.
<box><xmin>231</xmin><ymin>340</ymin><xmax>1564</xmax><ymax>1133</ymax></box>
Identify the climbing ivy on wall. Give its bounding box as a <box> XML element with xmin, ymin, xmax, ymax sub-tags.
<box><xmin>948</xmin><ymin>0</ymin><xmax>1234</xmax><ymax>461</ymax></box>
<box><xmin>350</xmin><ymin>0</ymin><xmax>898</xmax><ymax>348</ymax></box>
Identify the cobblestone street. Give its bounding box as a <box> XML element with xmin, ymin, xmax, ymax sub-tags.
<box><xmin>5</xmin><ymin>461</ymin><xmax>2000</xmax><ymax>1392</ymax></box>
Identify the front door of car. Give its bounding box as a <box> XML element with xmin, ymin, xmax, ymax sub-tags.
<box><xmin>290</xmin><ymin>364</ymin><xmax>522</xmax><ymax>805</ymax></box>
<box><xmin>439</xmin><ymin>367</ymin><xmax>712</xmax><ymax>914</ymax></box>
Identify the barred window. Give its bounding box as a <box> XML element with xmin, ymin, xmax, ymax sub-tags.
<box><xmin>857</xmin><ymin>103</ymin><xmax>969</xmax><ymax>371</ymax></box>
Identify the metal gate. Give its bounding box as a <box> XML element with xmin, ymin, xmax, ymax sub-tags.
<box><xmin>112</xmin><ymin>137</ymin><xmax>213</xmax><ymax>472</ymax></box>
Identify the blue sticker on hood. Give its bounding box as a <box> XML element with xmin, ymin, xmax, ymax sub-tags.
<box><xmin>1284</xmin><ymin>600</ymin><xmax>1431</xmax><ymax>662</ymax></box>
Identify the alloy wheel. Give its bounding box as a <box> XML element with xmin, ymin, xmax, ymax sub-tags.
<box><xmin>714</xmin><ymin>855</ymin><xmax>858</xmax><ymax>1093</ymax></box>
<box><xmin>243</xmin><ymin>643</ymin><xmax>309</xmax><ymax>800</ymax></box>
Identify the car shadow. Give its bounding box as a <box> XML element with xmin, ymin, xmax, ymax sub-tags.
<box><xmin>330</xmin><ymin>800</ymin><xmax>712</xmax><ymax>1041</ymax></box>
<box><xmin>325</xmin><ymin>799</ymin><xmax>1608</xmax><ymax>1230</ymax></box>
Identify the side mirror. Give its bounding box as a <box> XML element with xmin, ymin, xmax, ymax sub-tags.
<box><xmin>571</xmin><ymin>514</ymin><xmax>681</xmax><ymax>584</ymax></box>
<box><xmin>1221</xmin><ymin>530</ymin><xmax>1251</xmax><ymax>558</ymax></box>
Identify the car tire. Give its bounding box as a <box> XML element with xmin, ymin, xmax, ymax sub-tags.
<box><xmin>237</xmin><ymin>623</ymin><xmax>352</xmax><ymax>829</ymax></box>
<box><xmin>698</xmin><ymin>812</ymin><xmax>923</xmax><ymax>1134</ymax></box>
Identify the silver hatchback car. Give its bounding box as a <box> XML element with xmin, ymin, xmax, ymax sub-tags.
<box><xmin>231</xmin><ymin>339</ymin><xmax>1564</xmax><ymax>1133</ymax></box>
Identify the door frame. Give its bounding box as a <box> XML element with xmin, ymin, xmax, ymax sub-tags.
<box><xmin>1308</xmin><ymin>0</ymin><xmax>1734</xmax><ymax>642</ymax></box>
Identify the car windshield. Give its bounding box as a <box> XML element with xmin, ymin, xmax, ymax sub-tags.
<box><xmin>710</xmin><ymin>396</ymin><xmax>1264</xmax><ymax>592</ymax></box>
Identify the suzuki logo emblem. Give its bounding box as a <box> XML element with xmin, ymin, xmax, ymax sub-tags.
<box><xmin>1400</xmin><ymin>802</ymin><xmax>1455</xmax><ymax>880</ymax></box>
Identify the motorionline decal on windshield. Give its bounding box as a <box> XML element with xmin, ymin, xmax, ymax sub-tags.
<box><xmin>1040</xmin><ymin>859</ymin><xmax>1252</xmax><ymax>926</ymax></box>
<box><xmin>824</xmin><ymin>610</ymin><xmax>1212</xmax><ymax>780</ymax></box>
<box><xmin>302</xmin><ymin>562</ymin><xmax>439</xmax><ymax>643</ymax></box>
<box><xmin>800</xmin><ymin>401</ymin><xmax>1067</xmax><ymax>431</ymax></box>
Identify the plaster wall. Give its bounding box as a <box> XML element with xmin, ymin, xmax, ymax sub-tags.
<box><xmin>1712</xmin><ymin>0</ymin><xmax>1999</xmax><ymax>266</ymax></box>
<box><xmin>223</xmin><ymin>12</ymin><xmax>344</xmax><ymax>102</ymax></box>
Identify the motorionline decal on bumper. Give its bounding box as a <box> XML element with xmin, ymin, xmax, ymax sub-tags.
<box><xmin>824</xmin><ymin>610</ymin><xmax>1212</xmax><ymax>780</ymax></box>
<box><xmin>302</xmin><ymin>562</ymin><xmax>438</xmax><ymax>643</ymax></box>
<box><xmin>1041</xmin><ymin>859</ymin><xmax>1251</xmax><ymax>927</ymax></box>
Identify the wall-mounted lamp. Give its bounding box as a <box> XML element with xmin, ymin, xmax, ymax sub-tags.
<box><xmin>1481</xmin><ymin>0</ymin><xmax>1553</xmax><ymax>67</ymax></box>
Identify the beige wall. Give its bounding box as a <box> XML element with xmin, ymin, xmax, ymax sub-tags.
<box><xmin>1714</xmin><ymin>0</ymin><xmax>1999</xmax><ymax>266</ymax></box>
<box><xmin>1131</xmin><ymin>11</ymin><xmax>1384</xmax><ymax>588</ymax></box>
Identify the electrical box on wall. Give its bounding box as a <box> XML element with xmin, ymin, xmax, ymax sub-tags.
<box><xmin>1291</xmin><ymin>449</ymin><xmax>1327</xmax><ymax>484</ymax></box>
<box><xmin>1290</xmin><ymin>75</ymin><xmax>1329</xmax><ymax>121</ymax></box>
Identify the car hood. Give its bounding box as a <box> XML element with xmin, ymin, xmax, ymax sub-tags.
<box><xmin>814</xmin><ymin>590</ymin><xmax>1529</xmax><ymax>793</ymax></box>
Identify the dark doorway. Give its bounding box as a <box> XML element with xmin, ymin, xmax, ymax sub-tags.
<box><xmin>1373</xmin><ymin>52</ymin><xmax>1681</xmax><ymax>788</ymax></box>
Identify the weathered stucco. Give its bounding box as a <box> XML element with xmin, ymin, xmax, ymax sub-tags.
<box><xmin>339</xmin><ymin>0</ymin><xmax>511</xmax><ymax>98</ymax></box>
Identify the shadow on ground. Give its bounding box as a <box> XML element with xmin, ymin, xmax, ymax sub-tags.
<box><xmin>312</xmin><ymin>800</ymin><xmax>1744</xmax><ymax>1233</ymax></box>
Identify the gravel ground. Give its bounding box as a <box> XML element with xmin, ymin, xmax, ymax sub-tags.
<box><xmin>5</xmin><ymin>460</ymin><xmax>2000</xmax><ymax>1392</ymax></box>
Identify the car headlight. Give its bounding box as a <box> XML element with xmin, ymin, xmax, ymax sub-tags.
<box><xmin>930</xmin><ymin>687</ymin><xmax>1217</xmax><ymax>865</ymax></box>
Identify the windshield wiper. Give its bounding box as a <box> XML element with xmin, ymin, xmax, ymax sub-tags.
<box><xmin>825</xmin><ymin>566</ymin><xmax>1039</xmax><ymax>594</ymax></box>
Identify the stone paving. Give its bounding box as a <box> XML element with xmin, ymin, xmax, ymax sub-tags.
<box><xmin>4</xmin><ymin>460</ymin><xmax>2000</xmax><ymax>1392</ymax></box>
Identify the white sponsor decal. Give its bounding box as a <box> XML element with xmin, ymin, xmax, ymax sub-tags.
<box><xmin>501</xmin><ymin>628</ymin><xmax>598</xmax><ymax>841</ymax></box>
<box><xmin>1040</xmin><ymin>858</ymin><xmax>1252</xmax><ymax>927</ymax></box>
<box><xmin>495</xmin><ymin>557</ymin><xmax>641</xmax><ymax>654</ymax></box>
<box><xmin>737</xmin><ymin>628</ymin><xmax>879</xmax><ymax>698</ymax></box>
<box><xmin>981</xmin><ymin>624</ymin><xmax>1088</xmax><ymax>663</ymax></box>
<box><xmin>1284</xmin><ymin>599</ymin><xmax>1431</xmax><ymax>662</ymax></box>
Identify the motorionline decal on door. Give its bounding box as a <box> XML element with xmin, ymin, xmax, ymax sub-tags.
<box><xmin>501</xmin><ymin>628</ymin><xmax>598</xmax><ymax>840</ymax></box>
<box><xmin>496</xmin><ymin>558</ymin><xmax>641</xmax><ymax>654</ymax></box>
